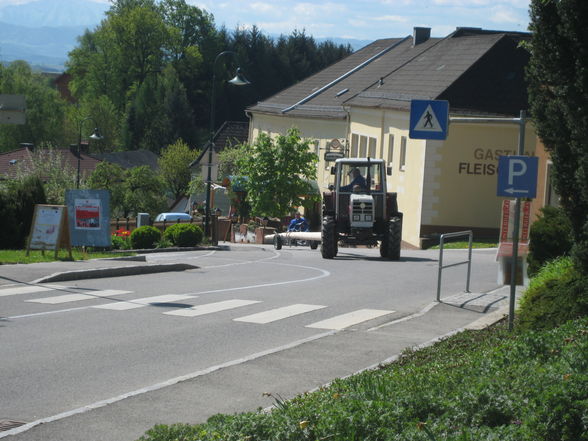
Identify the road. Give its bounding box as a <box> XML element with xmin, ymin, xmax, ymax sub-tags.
<box><xmin>0</xmin><ymin>245</ymin><xmax>504</xmax><ymax>440</ymax></box>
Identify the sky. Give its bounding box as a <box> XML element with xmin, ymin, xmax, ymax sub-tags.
<box><xmin>0</xmin><ymin>0</ymin><xmax>532</xmax><ymax>42</ymax></box>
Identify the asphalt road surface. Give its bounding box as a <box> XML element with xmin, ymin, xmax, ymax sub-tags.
<box><xmin>0</xmin><ymin>245</ymin><xmax>503</xmax><ymax>440</ymax></box>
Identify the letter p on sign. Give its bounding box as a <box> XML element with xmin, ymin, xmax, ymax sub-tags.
<box><xmin>508</xmin><ymin>159</ymin><xmax>527</xmax><ymax>185</ymax></box>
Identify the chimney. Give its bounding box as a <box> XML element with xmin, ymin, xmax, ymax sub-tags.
<box><xmin>413</xmin><ymin>27</ymin><xmax>431</xmax><ymax>46</ymax></box>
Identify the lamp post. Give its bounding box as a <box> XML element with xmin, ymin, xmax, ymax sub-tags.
<box><xmin>76</xmin><ymin>117</ymin><xmax>103</xmax><ymax>188</ymax></box>
<box><xmin>204</xmin><ymin>51</ymin><xmax>250</xmax><ymax>237</ymax></box>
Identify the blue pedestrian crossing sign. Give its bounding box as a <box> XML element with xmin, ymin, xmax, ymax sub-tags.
<box><xmin>497</xmin><ymin>156</ymin><xmax>538</xmax><ymax>198</ymax></box>
<box><xmin>409</xmin><ymin>100</ymin><xmax>449</xmax><ymax>140</ymax></box>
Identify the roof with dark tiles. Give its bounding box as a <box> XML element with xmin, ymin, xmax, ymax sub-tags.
<box><xmin>0</xmin><ymin>145</ymin><xmax>102</xmax><ymax>181</ymax></box>
<box><xmin>248</xmin><ymin>27</ymin><xmax>530</xmax><ymax>119</ymax></box>
<box><xmin>190</xmin><ymin>121</ymin><xmax>249</xmax><ymax>167</ymax></box>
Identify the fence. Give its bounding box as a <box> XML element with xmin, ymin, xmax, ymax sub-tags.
<box><xmin>436</xmin><ymin>230</ymin><xmax>473</xmax><ymax>302</ymax></box>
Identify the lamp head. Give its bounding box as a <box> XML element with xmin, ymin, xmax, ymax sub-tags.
<box><xmin>228</xmin><ymin>68</ymin><xmax>250</xmax><ymax>86</ymax></box>
<box><xmin>89</xmin><ymin>128</ymin><xmax>103</xmax><ymax>140</ymax></box>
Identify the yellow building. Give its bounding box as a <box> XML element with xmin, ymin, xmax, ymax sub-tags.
<box><xmin>247</xmin><ymin>27</ymin><xmax>534</xmax><ymax>248</ymax></box>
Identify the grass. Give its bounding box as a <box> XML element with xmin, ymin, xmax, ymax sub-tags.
<box><xmin>0</xmin><ymin>248</ymin><xmax>135</xmax><ymax>264</ymax></box>
<box><xmin>430</xmin><ymin>241</ymin><xmax>497</xmax><ymax>249</ymax></box>
<box><xmin>138</xmin><ymin>317</ymin><xmax>588</xmax><ymax>441</ymax></box>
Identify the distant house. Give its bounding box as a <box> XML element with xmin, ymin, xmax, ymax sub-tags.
<box><xmin>0</xmin><ymin>143</ymin><xmax>101</xmax><ymax>182</ymax></box>
<box><xmin>247</xmin><ymin>27</ymin><xmax>535</xmax><ymax>247</ymax></box>
<box><xmin>186</xmin><ymin>121</ymin><xmax>250</xmax><ymax>215</ymax></box>
<box><xmin>91</xmin><ymin>149</ymin><xmax>159</xmax><ymax>171</ymax></box>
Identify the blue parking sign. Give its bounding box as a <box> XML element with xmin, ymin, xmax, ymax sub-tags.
<box><xmin>497</xmin><ymin>156</ymin><xmax>538</xmax><ymax>198</ymax></box>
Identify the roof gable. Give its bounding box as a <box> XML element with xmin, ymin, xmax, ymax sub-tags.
<box><xmin>248</xmin><ymin>28</ymin><xmax>530</xmax><ymax>118</ymax></box>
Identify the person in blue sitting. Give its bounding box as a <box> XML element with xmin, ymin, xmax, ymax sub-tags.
<box><xmin>288</xmin><ymin>212</ymin><xmax>309</xmax><ymax>232</ymax></box>
<box><xmin>340</xmin><ymin>168</ymin><xmax>367</xmax><ymax>192</ymax></box>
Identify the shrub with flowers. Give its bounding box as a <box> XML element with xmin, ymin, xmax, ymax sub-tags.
<box><xmin>111</xmin><ymin>229</ymin><xmax>131</xmax><ymax>250</ymax></box>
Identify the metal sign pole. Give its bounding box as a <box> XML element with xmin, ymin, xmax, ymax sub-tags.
<box><xmin>508</xmin><ymin>110</ymin><xmax>526</xmax><ymax>330</ymax></box>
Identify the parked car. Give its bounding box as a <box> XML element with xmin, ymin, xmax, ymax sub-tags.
<box><xmin>154</xmin><ymin>212</ymin><xmax>192</xmax><ymax>222</ymax></box>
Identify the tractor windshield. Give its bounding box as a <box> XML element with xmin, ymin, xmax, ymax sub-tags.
<box><xmin>338</xmin><ymin>162</ymin><xmax>383</xmax><ymax>193</ymax></box>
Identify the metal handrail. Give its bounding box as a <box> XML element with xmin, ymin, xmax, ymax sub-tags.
<box><xmin>436</xmin><ymin>230</ymin><xmax>473</xmax><ymax>301</ymax></box>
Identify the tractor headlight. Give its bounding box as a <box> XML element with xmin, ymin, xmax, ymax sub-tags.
<box><xmin>353</xmin><ymin>215</ymin><xmax>360</xmax><ymax>221</ymax></box>
<box><xmin>365</xmin><ymin>215</ymin><xmax>372</xmax><ymax>221</ymax></box>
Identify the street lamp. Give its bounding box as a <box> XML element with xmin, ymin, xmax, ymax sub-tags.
<box><xmin>76</xmin><ymin>117</ymin><xmax>103</xmax><ymax>189</ymax></box>
<box><xmin>204</xmin><ymin>51</ymin><xmax>250</xmax><ymax>237</ymax></box>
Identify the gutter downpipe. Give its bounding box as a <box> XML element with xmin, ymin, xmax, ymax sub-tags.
<box><xmin>281</xmin><ymin>36</ymin><xmax>411</xmax><ymax>114</ymax></box>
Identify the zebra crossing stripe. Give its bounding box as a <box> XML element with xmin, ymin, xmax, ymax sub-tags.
<box><xmin>164</xmin><ymin>299</ymin><xmax>261</xmax><ymax>317</ymax></box>
<box><xmin>93</xmin><ymin>294</ymin><xmax>196</xmax><ymax>311</ymax></box>
<box><xmin>27</xmin><ymin>290</ymin><xmax>133</xmax><ymax>305</ymax></box>
<box><xmin>306</xmin><ymin>309</ymin><xmax>394</xmax><ymax>330</ymax></box>
<box><xmin>0</xmin><ymin>285</ymin><xmax>68</xmax><ymax>297</ymax></box>
<box><xmin>234</xmin><ymin>304</ymin><xmax>326</xmax><ymax>324</ymax></box>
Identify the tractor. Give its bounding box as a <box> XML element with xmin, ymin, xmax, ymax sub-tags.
<box><xmin>321</xmin><ymin>158</ymin><xmax>402</xmax><ymax>260</ymax></box>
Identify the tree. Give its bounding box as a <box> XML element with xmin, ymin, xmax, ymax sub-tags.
<box><xmin>14</xmin><ymin>145</ymin><xmax>77</xmax><ymax>204</ymax></box>
<box><xmin>87</xmin><ymin>162</ymin><xmax>127</xmax><ymax>216</ymax></box>
<box><xmin>158</xmin><ymin>139</ymin><xmax>198</xmax><ymax>200</ymax></box>
<box><xmin>237</xmin><ymin>128</ymin><xmax>318</xmax><ymax>218</ymax></box>
<box><xmin>122</xmin><ymin>165</ymin><xmax>167</xmax><ymax>216</ymax></box>
<box><xmin>527</xmin><ymin>0</ymin><xmax>588</xmax><ymax>273</ymax></box>
<box><xmin>0</xmin><ymin>61</ymin><xmax>67</xmax><ymax>151</ymax></box>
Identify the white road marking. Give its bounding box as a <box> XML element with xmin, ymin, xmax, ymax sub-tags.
<box><xmin>234</xmin><ymin>304</ymin><xmax>326</xmax><ymax>324</ymax></box>
<box><xmin>26</xmin><ymin>289</ymin><xmax>133</xmax><ymax>304</ymax></box>
<box><xmin>165</xmin><ymin>299</ymin><xmax>260</xmax><ymax>317</ymax></box>
<box><xmin>93</xmin><ymin>294</ymin><xmax>196</xmax><ymax>311</ymax></box>
<box><xmin>0</xmin><ymin>284</ymin><xmax>68</xmax><ymax>297</ymax></box>
<box><xmin>306</xmin><ymin>309</ymin><xmax>394</xmax><ymax>330</ymax></box>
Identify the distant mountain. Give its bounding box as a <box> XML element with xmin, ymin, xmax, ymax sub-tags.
<box><xmin>0</xmin><ymin>0</ymin><xmax>107</xmax><ymax>28</ymax></box>
<box><xmin>0</xmin><ymin>0</ymin><xmax>369</xmax><ymax>72</ymax></box>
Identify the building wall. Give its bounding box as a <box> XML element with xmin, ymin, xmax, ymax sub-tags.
<box><xmin>248</xmin><ymin>109</ymin><xmax>538</xmax><ymax>248</ymax></box>
<box><xmin>348</xmin><ymin>107</ymin><xmax>426</xmax><ymax>246</ymax></box>
<box><xmin>422</xmin><ymin>122</ymin><xmax>537</xmax><ymax>238</ymax></box>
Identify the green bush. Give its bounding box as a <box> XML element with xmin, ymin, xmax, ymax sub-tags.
<box><xmin>138</xmin><ymin>318</ymin><xmax>588</xmax><ymax>441</ymax></box>
<box><xmin>0</xmin><ymin>176</ymin><xmax>46</xmax><ymax>249</ymax></box>
<box><xmin>111</xmin><ymin>235</ymin><xmax>131</xmax><ymax>250</ymax></box>
<box><xmin>130</xmin><ymin>226</ymin><xmax>161</xmax><ymax>249</ymax></box>
<box><xmin>518</xmin><ymin>256</ymin><xmax>588</xmax><ymax>331</ymax></box>
<box><xmin>527</xmin><ymin>205</ymin><xmax>573</xmax><ymax>276</ymax></box>
<box><xmin>162</xmin><ymin>223</ymin><xmax>203</xmax><ymax>247</ymax></box>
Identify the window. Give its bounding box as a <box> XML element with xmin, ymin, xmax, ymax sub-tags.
<box><xmin>350</xmin><ymin>133</ymin><xmax>377</xmax><ymax>158</ymax></box>
<box><xmin>399</xmin><ymin>136</ymin><xmax>407</xmax><ymax>171</ymax></box>
<box><xmin>545</xmin><ymin>162</ymin><xmax>559</xmax><ymax>207</ymax></box>
<box><xmin>359</xmin><ymin>136</ymin><xmax>367</xmax><ymax>157</ymax></box>
<box><xmin>351</xmin><ymin>134</ymin><xmax>359</xmax><ymax>157</ymax></box>
<box><xmin>368</xmin><ymin>137</ymin><xmax>377</xmax><ymax>158</ymax></box>
<box><xmin>387</xmin><ymin>134</ymin><xmax>394</xmax><ymax>165</ymax></box>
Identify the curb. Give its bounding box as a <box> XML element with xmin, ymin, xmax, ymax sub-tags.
<box><xmin>33</xmin><ymin>263</ymin><xmax>199</xmax><ymax>284</ymax></box>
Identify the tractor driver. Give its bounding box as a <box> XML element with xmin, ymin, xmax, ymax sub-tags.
<box><xmin>341</xmin><ymin>168</ymin><xmax>367</xmax><ymax>192</ymax></box>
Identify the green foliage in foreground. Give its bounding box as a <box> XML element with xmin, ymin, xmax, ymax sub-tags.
<box><xmin>139</xmin><ymin>318</ymin><xmax>588</xmax><ymax>441</ymax></box>
<box><xmin>518</xmin><ymin>257</ymin><xmax>588</xmax><ymax>331</ymax></box>
<box><xmin>0</xmin><ymin>249</ymin><xmax>134</xmax><ymax>264</ymax></box>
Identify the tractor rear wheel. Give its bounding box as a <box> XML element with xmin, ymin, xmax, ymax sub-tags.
<box><xmin>386</xmin><ymin>216</ymin><xmax>402</xmax><ymax>260</ymax></box>
<box><xmin>321</xmin><ymin>216</ymin><xmax>338</xmax><ymax>258</ymax></box>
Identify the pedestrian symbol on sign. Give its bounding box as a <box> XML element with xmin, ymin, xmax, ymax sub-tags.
<box><xmin>414</xmin><ymin>105</ymin><xmax>442</xmax><ymax>132</ymax></box>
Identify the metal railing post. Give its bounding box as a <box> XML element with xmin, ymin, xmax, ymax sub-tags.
<box><xmin>436</xmin><ymin>230</ymin><xmax>473</xmax><ymax>302</ymax></box>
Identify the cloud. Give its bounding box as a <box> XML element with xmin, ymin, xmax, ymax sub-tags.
<box><xmin>489</xmin><ymin>6</ymin><xmax>522</xmax><ymax>24</ymax></box>
<box><xmin>374</xmin><ymin>15</ymin><xmax>409</xmax><ymax>23</ymax></box>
